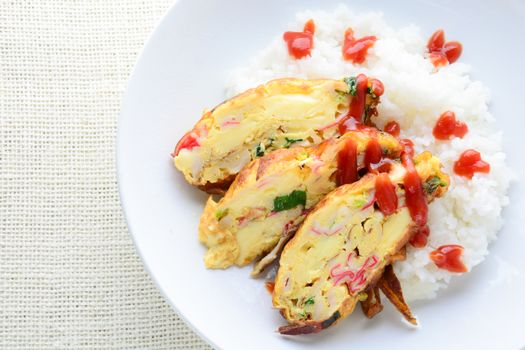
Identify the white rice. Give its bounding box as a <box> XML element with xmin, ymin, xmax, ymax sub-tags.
<box><xmin>225</xmin><ymin>5</ymin><xmax>511</xmax><ymax>301</ymax></box>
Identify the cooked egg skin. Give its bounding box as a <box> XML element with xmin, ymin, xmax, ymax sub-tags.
<box><xmin>173</xmin><ymin>77</ymin><xmax>381</xmax><ymax>193</ymax></box>
<box><xmin>272</xmin><ymin>153</ymin><xmax>449</xmax><ymax>332</ymax></box>
<box><xmin>198</xmin><ymin>130</ymin><xmax>402</xmax><ymax>272</ymax></box>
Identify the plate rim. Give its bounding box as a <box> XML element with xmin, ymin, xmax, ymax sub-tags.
<box><xmin>116</xmin><ymin>1</ymin><xmax>219</xmax><ymax>348</ymax></box>
<box><xmin>116</xmin><ymin>2</ymin><xmax>525</xmax><ymax>349</ymax></box>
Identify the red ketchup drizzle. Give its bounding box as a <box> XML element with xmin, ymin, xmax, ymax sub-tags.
<box><xmin>339</xmin><ymin>74</ymin><xmax>369</xmax><ymax>134</ymax></box>
<box><xmin>369</xmin><ymin>78</ymin><xmax>384</xmax><ymax>97</ymax></box>
<box><xmin>336</xmin><ymin>138</ymin><xmax>358</xmax><ymax>186</ymax></box>
<box><xmin>365</xmin><ymin>138</ymin><xmax>391</xmax><ymax>173</ymax></box>
<box><xmin>427</xmin><ymin>29</ymin><xmax>462</xmax><ymax>68</ymax></box>
<box><xmin>283</xmin><ymin>19</ymin><xmax>315</xmax><ymax>59</ymax></box>
<box><xmin>384</xmin><ymin>121</ymin><xmax>400</xmax><ymax>137</ymax></box>
<box><xmin>409</xmin><ymin>225</ymin><xmax>430</xmax><ymax>248</ymax></box>
<box><xmin>342</xmin><ymin>28</ymin><xmax>377</xmax><ymax>64</ymax></box>
<box><xmin>364</xmin><ymin>139</ymin><xmax>382</xmax><ymax>171</ymax></box>
<box><xmin>429</xmin><ymin>245</ymin><xmax>468</xmax><ymax>273</ymax></box>
<box><xmin>173</xmin><ymin>131</ymin><xmax>200</xmax><ymax>156</ymax></box>
<box><xmin>402</xmin><ymin>156</ymin><xmax>428</xmax><ymax>226</ymax></box>
<box><xmin>375</xmin><ymin>173</ymin><xmax>398</xmax><ymax>216</ymax></box>
<box><xmin>399</xmin><ymin>139</ymin><xmax>430</xmax><ymax>247</ymax></box>
<box><xmin>339</xmin><ymin>117</ymin><xmax>379</xmax><ymax>135</ymax></box>
<box><xmin>433</xmin><ymin>111</ymin><xmax>468</xmax><ymax>140</ymax></box>
<box><xmin>453</xmin><ymin>149</ymin><xmax>490</xmax><ymax>179</ymax></box>
<box><xmin>400</xmin><ymin>138</ymin><xmax>414</xmax><ymax>156</ymax></box>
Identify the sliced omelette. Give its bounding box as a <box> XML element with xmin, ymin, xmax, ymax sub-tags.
<box><xmin>272</xmin><ymin>152</ymin><xmax>449</xmax><ymax>335</ymax></box>
<box><xmin>199</xmin><ymin>130</ymin><xmax>402</xmax><ymax>274</ymax></box>
<box><xmin>173</xmin><ymin>76</ymin><xmax>383</xmax><ymax>193</ymax></box>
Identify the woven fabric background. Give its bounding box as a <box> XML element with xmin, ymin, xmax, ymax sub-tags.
<box><xmin>0</xmin><ymin>1</ymin><xmax>212</xmax><ymax>349</ymax></box>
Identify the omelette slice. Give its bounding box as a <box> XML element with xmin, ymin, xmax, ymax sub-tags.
<box><xmin>272</xmin><ymin>152</ymin><xmax>449</xmax><ymax>335</ymax></box>
<box><xmin>173</xmin><ymin>76</ymin><xmax>383</xmax><ymax>193</ymax></box>
<box><xmin>199</xmin><ymin>130</ymin><xmax>401</xmax><ymax>274</ymax></box>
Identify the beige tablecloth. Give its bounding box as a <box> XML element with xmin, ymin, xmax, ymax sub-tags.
<box><xmin>0</xmin><ymin>1</ymin><xmax>211</xmax><ymax>348</ymax></box>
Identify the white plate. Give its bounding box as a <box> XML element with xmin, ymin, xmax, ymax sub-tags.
<box><xmin>118</xmin><ymin>1</ymin><xmax>525</xmax><ymax>349</ymax></box>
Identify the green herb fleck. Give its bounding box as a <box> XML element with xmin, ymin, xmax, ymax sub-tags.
<box><xmin>305</xmin><ymin>297</ymin><xmax>315</xmax><ymax>305</ymax></box>
<box><xmin>344</xmin><ymin>76</ymin><xmax>358</xmax><ymax>96</ymax></box>
<box><xmin>298</xmin><ymin>311</ymin><xmax>307</xmax><ymax>318</ymax></box>
<box><xmin>273</xmin><ymin>190</ymin><xmax>307</xmax><ymax>212</ymax></box>
<box><xmin>352</xmin><ymin>198</ymin><xmax>367</xmax><ymax>208</ymax></box>
<box><xmin>215</xmin><ymin>208</ymin><xmax>229</xmax><ymax>221</ymax></box>
<box><xmin>363</xmin><ymin>105</ymin><xmax>371</xmax><ymax>125</ymax></box>
<box><xmin>268</xmin><ymin>137</ymin><xmax>275</xmax><ymax>147</ymax></box>
<box><xmin>335</xmin><ymin>90</ymin><xmax>348</xmax><ymax>102</ymax></box>
<box><xmin>284</xmin><ymin>137</ymin><xmax>303</xmax><ymax>148</ymax></box>
<box><xmin>423</xmin><ymin>176</ymin><xmax>447</xmax><ymax>195</ymax></box>
<box><xmin>255</xmin><ymin>144</ymin><xmax>264</xmax><ymax>157</ymax></box>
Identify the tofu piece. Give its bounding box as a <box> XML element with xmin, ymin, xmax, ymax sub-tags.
<box><xmin>173</xmin><ymin>77</ymin><xmax>382</xmax><ymax>193</ymax></box>
<box><xmin>272</xmin><ymin>153</ymin><xmax>449</xmax><ymax>334</ymax></box>
<box><xmin>199</xmin><ymin>130</ymin><xmax>402</xmax><ymax>272</ymax></box>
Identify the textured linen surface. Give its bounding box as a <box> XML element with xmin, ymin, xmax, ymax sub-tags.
<box><xmin>0</xmin><ymin>1</ymin><xmax>212</xmax><ymax>349</ymax></box>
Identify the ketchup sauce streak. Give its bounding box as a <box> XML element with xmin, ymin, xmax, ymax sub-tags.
<box><xmin>339</xmin><ymin>74</ymin><xmax>369</xmax><ymax>134</ymax></box>
<box><xmin>283</xmin><ymin>19</ymin><xmax>315</xmax><ymax>59</ymax></box>
<box><xmin>336</xmin><ymin>138</ymin><xmax>358</xmax><ymax>186</ymax></box>
<box><xmin>342</xmin><ymin>28</ymin><xmax>377</xmax><ymax>64</ymax></box>
<box><xmin>384</xmin><ymin>121</ymin><xmax>400</xmax><ymax>137</ymax></box>
<box><xmin>364</xmin><ymin>139</ymin><xmax>382</xmax><ymax>171</ymax></box>
<box><xmin>427</xmin><ymin>29</ymin><xmax>462</xmax><ymax>68</ymax></box>
<box><xmin>433</xmin><ymin>111</ymin><xmax>468</xmax><ymax>140</ymax></box>
<box><xmin>399</xmin><ymin>139</ymin><xmax>429</xmax><ymax>247</ymax></box>
<box><xmin>369</xmin><ymin>78</ymin><xmax>384</xmax><ymax>97</ymax></box>
<box><xmin>339</xmin><ymin>117</ymin><xmax>379</xmax><ymax>137</ymax></box>
<box><xmin>453</xmin><ymin>149</ymin><xmax>490</xmax><ymax>179</ymax></box>
<box><xmin>400</xmin><ymin>138</ymin><xmax>414</xmax><ymax>157</ymax></box>
<box><xmin>409</xmin><ymin>224</ymin><xmax>430</xmax><ymax>248</ymax></box>
<box><xmin>402</xmin><ymin>153</ymin><xmax>428</xmax><ymax>227</ymax></box>
<box><xmin>429</xmin><ymin>245</ymin><xmax>468</xmax><ymax>273</ymax></box>
<box><xmin>375</xmin><ymin>173</ymin><xmax>398</xmax><ymax>216</ymax></box>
